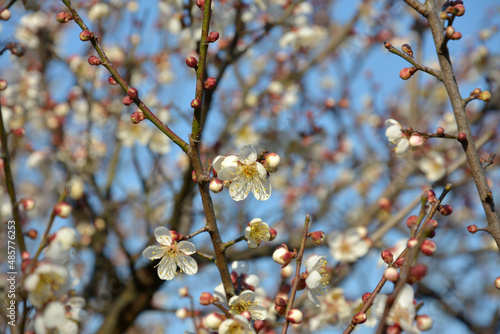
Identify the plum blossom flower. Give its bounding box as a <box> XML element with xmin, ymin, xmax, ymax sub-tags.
<box><xmin>245</xmin><ymin>218</ymin><xmax>271</xmax><ymax>248</ymax></box>
<box><xmin>385</xmin><ymin>119</ymin><xmax>409</xmax><ymax>156</ymax></box>
<box><xmin>142</xmin><ymin>227</ymin><xmax>198</xmax><ymax>280</ymax></box>
<box><xmin>305</xmin><ymin>255</ymin><xmax>329</xmax><ymax>307</ymax></box>
<box><xmin>327</xmin><ymin>227</ymin><xmax>369</xmax><ymax>263</ymax></box>
<box><xmin>24</xmin><ymin>263</ymin><xmax>70</xmax><ymax>308</ymax></box>
<box><xmin>418</xmin><ymin>152</ymin><xmax>446</xmax><ymax>182</ymax></box>
<box><xmin>214</xmin><ymin>145</ymin><xmax>271</xmax><ymax>201</ymax></box>
<box><xmin>373</xmin><ymin>284</ymin><xmax>420</xmax><ymax>334</ymax></box>
<box><xmin>218</xmin><ymin>315</ymin><xmax>256</xmax><ymax>334</ymax></box>
<box><xmin>228</xmin><ymin>290</ymin><xmax>268</xmax><ymax>320</ymax></box>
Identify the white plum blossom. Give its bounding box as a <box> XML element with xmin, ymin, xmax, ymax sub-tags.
<box><xmin>373</xmin><ymin>284</ymin><xmax>420</xmax><ymax>334</ymax></box>
<box><xmin>218</xmin><ymin>315</ymin><xmax>256</xmax><ymax>334</ymax></box>
<box><xmin>148</xmin><ymin>131</ymin><xmax>172</xmax><ymax>155</ymax></box>
<box><xmin>418</xmin><ymin>152</ymin><xmax>446</xmax><ymax>182</ymax></box>
<box><xmin>33</xmin><ymin>298</ymin><xmax>87</xmax><ymax>334</ymax></box>
<box><xmin>385</xmin><ymin>119</ymin><xmax>410</xmax><ymax>156</ymax></box>
<box><xmin>327</xmin><ymin>227</ymin><xmax>369</xmax><ymax>263</ymax></box>
<box><xmin>142</xmin><ymin>226</ymin><xmax>198</xmax><ymax>280</ymax></box>
<box><xmin>116</xmin><ymin>119</ymin><xmax>153</xmax><ymax>147</ymax></box>
<box><xmin>245</xmin><ymin>218</ymin><xmax>271</xmax><ymax>248</ymax></box>
<box><xmin>228</xmin><ymin>290</ymin><xmax>268</xmax><ymax>320</ymax></box>
<box><xmin>305</xmin><ymin>255</ymin><xmax>329</xmax><ymax>307</ymax></box>
<box><xmin>214</xmin><ymin>145</ymin><xmax>272</xmax><ymax>201</ymax></box>
<box><xmin>46</xmin><ymin>227</ymin><xmax>78</xmax><ymax>264</ymax></box>
<box><xmin>24</xmin><ymin>263</ymin><xmax>70</xmax><ymax>308</ymax></box>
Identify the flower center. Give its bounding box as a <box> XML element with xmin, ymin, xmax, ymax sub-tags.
<box><xmin>238</xmin><ymin>163</ymin><xmax>258</xmax><ymax>178</ymax></box>
<box><xmin>250</xmin><ymin>222</ymin><xmax>269</xmax><ymax>243</ymax></box>
<box><xmin>230</xmin><ymin>299</ymin><xmax>255</xmax><ymax>315</ymax></box>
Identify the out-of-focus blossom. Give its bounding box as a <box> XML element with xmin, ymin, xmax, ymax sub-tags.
<box><xmin>418</xmin><ymin>152</ymin><xmax>446</xmax><ymax>182</ymax></box>
<box><xmin>327</xmin><ymin>228</ymin><xmax>369</xmax><ymax>262</ymax></box>
<box><xmin>116</xmin><ymin>120</ymin><xmax>153</xmax><ymax>147</ymax></box>
<box><xmin>24</xmin><ymin>263</ymin><xmax>70</xmax><ymax>308</ymax></box>
<box><xmin>218</xmin><ymin>315</ymin><xmax>256</xmax><ymax>334</ymax></box>
<box><xmin>149</xmin><ymin>131</ymin><xmax>172</xmax><ymax>155</ymax></box>
<box><xmin>142</xmin><ymin>226</ymin><xmax>198</xmax><ymax>280</ymax></box>
<box><xmin>385</xmin><ymin>119</ymin><xmax>409</xmax><ymax>156</ymax></box>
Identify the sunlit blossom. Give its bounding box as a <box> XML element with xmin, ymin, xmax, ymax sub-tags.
<box><xmin>218</xmin><ymin>315</ymin><xmax>256</xmax><ymax>334</ymax></box>
<box><xmin>228</xmin><ymin>290</ymin><xmax>268</xmax><ymax>320</ymax></box>
<box><xmin>418</xmin><ymin>152</ymin><xmax>446</xmax><ymax>182</ymax></box>
<box><xmin>245</xmin><ymin>218</ymin><xmax>271</xmax><ymax>248</ymax></box>
<box><xmin>214</xmin><ymin>145</ymin><xmax>271</xmax><ymax>201</ymax></box>
<box><xmin>142</xmin><ymin>227</ymin><xmax>198</xmax><ymax>280</ymax></box>
<box><xmin>305</xmin><ymin>255</ymin><xmax>329</xmax><ymax>307</ymax></box>
<box><xmin>327</xmin><ymin>228</ymin><xmax>369</xmax><ymax>263</ymax></box>
<box><xmin>385</xmin><ymin>119</ymin><xmax>410</xmax><ymax>156</ymax></box>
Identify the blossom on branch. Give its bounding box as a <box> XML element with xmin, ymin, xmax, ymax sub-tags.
<box><xmin>218</xmin><ymin>315</ymin><xmax>256</xmax><ymax>334</ymax></box>
<box><xmin>228</xmin><ymin>290</ymin><xmax>268</xmax><ymax>320</ymax></box>
<box><xmin>214</xmin><ymin>145</ymin><xmax>272</xmax><ymax>201</ymax></box>
<box><xmin>245</xmin><ymin>218</ymin><xmax>271</xmax><ymax>248</ymax></box>
<box><xmin>142</xmin><ymin>226</ymin><xmax>198</xmax><ymax>280</ymax></box>
<box><xmin>385</xmin><ymin>119</ymin><xmax>410</xmax><ymax>156</ymax></box>
<box><xmin>305</xmin><ymin>255</ymin><xmax>329</xmax><ymax>307</ymax></box>
<box><xmin>327</xmin><ymin>227</ymin><xmax>369</xmax><ymax>263</ymax></box>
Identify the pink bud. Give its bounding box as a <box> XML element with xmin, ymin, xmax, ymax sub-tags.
<box><xmin>409</xmin><ymin>134</ymin><xmax>424</xmax><ymax>147</ymax></box>
<box><xmin>393</xmin><ymin>257</ymin><xmax>405</xmax><ymax>268</ymax></box>
<box><xmin>495</xmin><ymin>277</ymin><xmax>500</xmax><ymax>290</ymax></box>
<box><xmin>286</xmin><ymin>309</ymin><xmax>303</xmax><ymax>324</ymax></box>
<box><xmin>436</xmin><ymin>127</ymin><xmax>445</xmax><ymax>136</ymax></box>
<box><xmin>387</xmin><ymin>325</ymin><xmax>402</xmax><ymax>334</ymax></box>
<box><xmin>269</xmin><ymin>228</ymin><xmax>277</xmax><ymax>241</ymax></box>
<box><xmin>362</xmin><ymin>292</ymin><xmax>371</xmax><ymax>304</ymax></box>
<box><xmin>421</xmin><ymin>239</ymin><xmax>437</xmax><ymax>256</ymax></box>
<box><xmin>204</xmin><ymin>77</ymin><xmax>217</xmax><ymax>90</ymax></box>
<box><xmin>467</xmin><ymin>224</ymin><xmax>478</xmax><ymax>234</ymax></box>
<box><xmin>272</xmin><ymin>246</ymin><xmax>292</xmax><ymax>266</ymax></box>
<box><xmin>185</xmin><ymin>57</ymin><xmax>198</xmax><ymax>69</ymax></box>
<box><xmin>88</xmin><ymin>56</ymin><xmax>102</xmax><ymax>66</ymax></box>
<box><xmin>127</xmin><ymin>87</ymin><xmax>139</xmax><ymax>99</ymax></box>
<box><xmin>409</xmin><ymin>263</ymin><xmax>428</xmax><ymax>283</ymax></box>
<box><xmin>209</xmin><ymin>179</ymin><xmax>224</xmax><ymax>193</ymax></box>
<box><xmin>274</xmin><ymin>297</ymin><xmax>288</xmax><ymax>315</ymax></box>
<box><xmin>0</xmin><ymin>9</ymin><xmax>12</xmax><ymax>21</ymax></box>
<box><xmin>56</xmin><ymin>12</ymin><xmax>72</xmax><ymax>23</ymax></box>
<box><xmin>450</xmin><ymin>31</ymin><xmax>462</xmax><ymax>40</ymax></box>
<box><xmin>191</xmin><ymin>99</ymin><xmax>201</xmax><ymax>109</ymax></box>
<box><xmin>21</xmin><ymin>251</ymin><xmax>30</xmax><ymax>260</ymax></box>
<box><xmin>378</xmin><ymin>197</ymin><xmax>391</xmax><ymax>211</ymax></box>
<box><xmin>196</xmin><ymin>0</ymin><xmax>205</xmax><ymax>9</ymax></box>
<box><xmin>170</xmin><ymin>230</ymin><xmax>182</xmax><ymax>242</ymax></box>
<box><xmin>12</xmin><ymin>128</ymin><xmax>26</xmax><ymax>137</ymax></box>
<box><xmin>480</xmin><ymin>91</ymin><xmax>491</xmax><ymax>102</ymax></box>
<box><xmin>406</xmin><ymin>215</ymin><xmax>418</xmax><ymax>229</ymax></box>
<box><xmin>439</xmin><ymin>204</ymin><xmax>453</xmax><ymax>216</ymax></box>
<box><xmin>309</xmin><ymin>231</ymin><xmax>325</xmax><ymax>245</ymax></box>
<box><xmin>79</xmin><ymin>30</ymin><xmax>93</xmax><ymax>41</ymax></box>
<box><xmin>254</xmin><ymin>320</ymin><xmax>265</xmax><ymax>331</ymax></box>
<box><xmin>26</xmin><ymin>229</ymin><xmax>38</xmax><ymax>239</ymax></box>
<box><xmin>401</xmin><ymin>44</ymin><xmax>413</xmax><ymax>57</ymax></box>
<box><xmin>206</xmin><ymin>31</ymin><xmax>220</xmax><ymax>43</ymax></box>
<box><xmin>407</xmin><ymin>238</ymin><xmax>418</xmax><ymax>248</ymax></box>
<box><xmin>416</xmin><ymin>315</ymin><xmax>433</xmax><ymax>331</ymax></box>
<box><xmin>108</xmin><ymin>76</ymin><xmax>118</xmax><ymax>85</ymax></box>
<box><xmin>352</xmin><ymin>312</ymin><xmax>367</xmax><ymax>324</ymax></box>
<box><xmin>399</xmin><ymin>67</ymin><xmax>416</xmax><ymax>80</ymax></box>
<box><xmin>457</xmin><ymin>132</ymin><xmax>467</xmax><ymax>143</ymax></box>
<box><xmin>445</xmin><ymin>26</ymin><xmax>455</xmax><ymax>38</ymax></box>
<box><xmin>0</xmin><ymin>79</ymin><xmax>8</xmax><ymax>91</ymax></box>
<box><xmin>384</xmin><ymin>42</ymin><xmax>392</xmax><ymax>49</ymax></box>
<box><xmin>452</xmin><ymin>4</ymin><xmax>465</xmax><ymax>16</ymax></box>
<box><xmin>123</xmin><ymin>96</ymin><xmax>133</xmax><ymax>106</ymax></box>
<box><xmin>384</xmin><ymin>267</ymin><xmax>399</xmax><ymax>282</ymax></box>
<box><xmin>130</xmin><ymin>111</ymin><xmax>146</xmax><ymax>124</ymax></box>
<box><xmin>199</xmin><ymin>292</ymin><xmax>214</xmax><ymax>305</ymax></box>
<box><xmin>53</xmin><ymin>202</ymin><xmax>72</xmax><ymax>218</ymax></box>
<box><xmin>426</xmin><ymin>189</ymin><xmax>437</xmax><ymax>203</ymax></box>
<box><xmin>381</xmin><ymin>249</ymin><xmax>394</xmax><ymax>264</ymax></box>
<box><xmin>264</xmin><ymin>152</ymin><xmax>281</xmax><ymax>170</ymax></box>
<box><xmin>20</xmin><ymin>198</ymin><xmax>35</xmax><ymax>211</ymax></box>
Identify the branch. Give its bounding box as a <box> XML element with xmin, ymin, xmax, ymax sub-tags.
<box><xmin>384</xmin><ymin>42</ymin><xmax>442</xmax><ymax>80</ymax></box>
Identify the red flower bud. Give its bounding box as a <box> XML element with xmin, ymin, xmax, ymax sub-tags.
<box><xmin>421</xmin><ymin>239</ymin><xmax>437</xmax><ymax>256</ymax></box>
<box><xmin>450</xmin><ymin>31</ymin><xmax>462</xmax><ymax>40</ymax></box>
<box><xmin>191</xmin><ymin>99</ymin><xmax>201</xmax><ymax>109</ymax></box>
<box><xmin>274</xmin><ymin>297</ymin><xmax>288</xmax><ymax>315</ymax></box>
<box><xmin>79</xmin><ymin>30</ymin><xmax>94</xmax><ymax>41</ymax></box>
<box><xmin>399</xmin><ymin>67</ymin><xmax>416</xmax><ymax>80</ymax></box>
<box><xmin>269</xmin><ymin>228</ymin><xmax>277</xmax><ymax>241</ymax></box>
<box><xmin>196</xmin><ymin>0</ymin><xmax>205</xmax><ymax>10</ymax></box>
<box><xmin>199</xmin><ymin>292</ymin><xmax>215</xmax><ymax>305</ymax></box>
<box><xmin>309</xmin><ymin>231</ymin><xmax>325</xmax><ymax>245</ymax></box>
<box><xmin>108</xmin><ymin>76</ymin><xmax>118</xmax><ymax>85</ymax></box>
<box><xmin>88</xmin><ymin>56</ymin><xmax>102</xmax><ymax>66</ymax></box>
<box><xmin>185</xmin><ymin>57</ymin><xmax>198</xmax><ymax>69</ymax></box>
<box><xmin>457</xmin><ymin>132</ymin><xmax>467</xmax><ymax>143</ymax></box>
<box><xmin>439</xmin><ymin>204</ymin><xmax>453</xmax><ymax>216</ymax></box>
<box><xmin>406</xmin><ymin>215</ymin><xmax>418</xmax><ymax>229</ymax></box>
<box><xmin>204</xmin><ymin>77</ymin><xmax>217</xmax><ymax>90</ymax></box>
<box><xmin>206</xmin><ymin>31</ymin><xmax>220</xmax><ymax>43</ymax></box>
<box><xmin>123</xmin><ymin>96</ymin><xmax>133</xmax><ymax>106</ymax></box>
<box><xmin>26</xmin><ymin>229</ymin><xmax>38</xmax><ymax>239</ymax></box>
<box><xmin>381</xmin><ymin>249</ymin><xmax>394</xmax><ymax>264</ymax></box>
<box><xmin>12</xmin><ymin>128</ymin><xmax>26</xmax><ymax>137</ymax></box>
<box><xmin>352</xmin><ymin>312</ymin><xmax>367</xmax><ymax>324</ymax></box>
<box><xmin>452</xmin><ymin>4</ymin><xmax>465</xmax><ymax>16</ymax></box>
<box><xmin>127</xmin><ymin>87</ymin><xmax>139</xmax><ymax>99</ymax></box>
<box><xmin>130</xmin><ymin>111</ymin><xmax>146</xmax><ymax>124</ymax></box>
<box><xmin>467</xmin><ymin>224</ymin><xmax>478</xmax><ymax>234</ymax></box>
<box><xmin>362</xmin><ymin>292</ymin><xmax>371</xmax><ymax>304</ymax></box>
<box><xmin>401</xmin><ymin>44</ymin><xmax>413</xmax><ymax>57</ymax></box>
<box><xmin>409</xmin><ymin>263</ymin><xmax>428</xmax><ymax>283</ymax></box>
<box><xmin>56</xmin><ymin>12</ymin><xmax>72</xmax><ymax>23</ymax></box>
<box><xmin>436</xmin><ymin>127</ymin><xmax>445</xmax><ymax>136</ymax></box>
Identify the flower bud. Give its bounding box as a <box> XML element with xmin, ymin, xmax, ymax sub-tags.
<box><xmin>452</xmin><ymin>4</ymin><xmax>465</xmax><ymax>16</ymax></box>
<box><xmin>426</xmin><ymin>189</ymin><xmax>437</xmax><ymax>203</ymax></box>
<box><xmin>26</xmin><ymin>229</ymin><xmax>38</xmax><ymax>239</ymax></box>
<box><xmin>436</xmin><ymin>127</ymin><xmax>445</xmax><ymax>136</ymax></box>
<box><xmin>108</xmin><ymin>76</ymin><xmax>118</xmax><ymax>85</ymax></box>
<box><xmin>378</xmin><ymin>197</ymin><xmax>391</xmax><ymax>211</ymax></box>
<box><xmin>423</xmin><ymin>219</ymin><xmax>438</xmax><ymax>236</ymax></box>
<box><xmin>131</xmin><ymin>111</ymin><xmax>146</xmax><ymax>124</ymax></box>
<box><xmin>123</xmin><ymin>95</ymin><xmax>133</xmax><ymax>106</ymax></box>
<box><xmin>479</xmin><ymin>90</ymin><xmax>491</xmax><ymax>102</ymax></box>
<box><xmin>205</xmin><ymin>313</ymin><xmax>224</xmax><ymax>330</ymax></box>
<box><xmin>421</xmin><ymin>239</ymin><xmax>437</xmax><ymax>256</ymax></box>
<box><xmin>196</xmin><ymin>0</ymin><xmax>205</xmax><ymax>9</ymax></box>
<box><xmin>191</xmin><ymin>171</ymin><xmax>197</xmax><ymax>183</ymax></box>
<box><xmin>12</xmin><ymin>128</ymin><xmax>26</xmax><ymax>137</ymax></box>
<box><xmin>495</xmin><ymin>277</ymin><xmax>500</xmax><ymax>289</ymax></box>
<box><xmin>206</xmin><ymin>31</ymin><xmax>220</xmax><ymax>43</ymax></box>
<box><xmin>401</xmin><ymin>44</ymin><xmax>413</xmax><ymax>57</ymax></box>
<box><xmin>439</xmin><ymin>204</ymin><xmax>453</xmax><ymax>216</ymax></box>
<box><xmin>352</xmin><ymin>312</ymin><xmax>367</xmax><ymax>324</ymax></box>
<box><xmin>381</xmin><ymin>249</ymin><xmax>394</xmax><ymax>264</ymax></box>
<box><xmin>450</xmin><ymin>31</ymin><xmax>462</xmax><ymax>40</ymax></box>
<box><xmin>416</xmin><ymin>315</ymin><xmax>433</xmax><ymax>331</ymax></box>
<box><xmin>272</xmin><ymin>246</ymin><xmax>292</xmax><ymax>266</ymax></box>
<box><xmin>407</xmin><ymin>238</ymin><xmax>418</xmax><ymax>248</ymax></box>
<box><xmin>204</xmin><ymin>77</ymin><xmax>217</xmax><ymax>90</ymax></box>
<box><xmin>127</xmin><ymin>87</ymin><xmax>139</xmax><ymax>99</ymax></box>
<box><xmin>254</xmin><ymin>320</ymin><xmax>265</xmax><ymax>332</ymax></box>
<box><xmin>264</xmin><ymin>152</ymin><xmax>280</xmax><ymax>172</ymax></box>
<box><xmin>445</xmin><ymin>26</ymin><xmax>455</xmax><ymax>38</ymax></box>
<box><xmin>274</xmin><ymin>297</ymin><xmax>288</xmax><ymax>315</ymax></box>
<box><xmin>56</xmin><ymin>12</ymin><xmax>68</xmax><ymax>23</ymax></box>
<box><xmin>191</xmin><ymin>99</ymin><xmax>201</xmax><ymax>109</ymax></box>
<box><xmin>20</xmin><ymin>198</ymin><xmax>35</xmax><ymax>211</ymax></box>
<box><xmin>362</xmin><ymin>292</ymin><xmax>371</xmax><ymax>304</ymax></box>
<box><xmin>409</xmin><ymin>263</ymin><xmax>428</xmax><ymax>283</ymax></box>
<box><xmin>387</xmin><ymin>325</ymin><xmax>402</xmax><ymax>334</ymax></box>
<box><xmin>384</xmin><ymin>42</ymin><xmax>392</xmax><ymax>49</ymax></box>
<box><xmin>281</xmin><ymin>264</ymin><xmax>293</xmax><ymax>279</ymax></box>
<box><xmin>79</xmin><ymin>30</ymin><xmax>93</xmax><ymax>41</ymax></box>
<box><xmin>175</xmin><ymin>307</ymin><xmax>189</xmax><ymax>319</ymax></box>
<box><xmin>199</xmin><ymin>292</ymin><xmax>215</xmax><ymax>305</ymax></box>
<box><xmin>440</xmin><ymin>12</ymin><xmax>449</xmax><ymax>20</ymax></box>
<box><xmin>179</xmin><ymin>287</ymin><xmax>189</xmax><ymax>297</ymax></box>
<box><xmin>457</xmin><ymin>132</ymin><xmax>467</xmax><ymax>143</ymax></box>
<box><xmin>0</xmin><ymin>79</ymin><xmax>8</xmax><ymax>91</ymax></box>
<box><xmin>467</xmin><ymin>224</ymin><xmax>478</xmax><ymax>234</ymax></box>
<box><xmin>406</xmin><ymin>215</ymin><xmax>418</xmax><ymax>229</ymax></box>
<box><xmin>409</xmin><ymin>134</ymin><xmax>424</xmax><ymax>148</ymax></box>
<box><xmin>170</xmin><ymin>230</ymin><xmax>182</xmax><ymax>242</ymax></box>
<box><xmin>393</xmin><ymin>257</ymin><xmax>404</xmax><ymax>268</ymax></box>
<box><xmin>399</xmin><ymin>67</ymin><xmax>416</xmax><ymax>80</ymax></box>
<box><xmin>53</xmin><ymin>202</ymin><xmax>72</xmax><ymax>218</ymax></box>
<box><xmin>209</xmin><ymin>179</ymin><xmax>224</xmax><ymax>193</ymax></box>
<box><xmin>185</xmin><ymin>57</ymin><xmax>198</xmax><ymax>69</ymax></box>
<box><xmin>21</xmin><ymin>251</ymin><xmax>30</xmax><ymax>260</ymax></box>
<box><xmin>0</xmin><ymin>9</ymin><xmax>12</xmax><ymax>21</ymax></box>
<box><xmin>309</xmin><ymin>231</ymin><xmax>325</xmax><ymax>245</ymax></box>
<box><xmin>88</xmin><ymin>56</ymin><xmax>102</xmax><ymax>66</ymax></box>
<box><xmin>269</xmin><ymin>228</ymin><xmax>277</xmax><ymax>241</ymax></box>
<box><xmin>286</xmin><ymin>309</ymin><xmax>303</xmax><ymax>324</ymax></box>
<box><xmin>384</xmin><ymin>267</ymin><xmax>399</xmax><ymax>282</ymax></box>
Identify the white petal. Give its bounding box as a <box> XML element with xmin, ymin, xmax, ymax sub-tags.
<box><xmin>154</xmin><ymin>226</ymin><xmax>172</xmax><ymax>246</ymax></box>
<box><xmin>142</xmin><ymin>245</ymin><xmax>165</xmax><ymax>260</ymax></box>
<box><xmin>306</xmin><ymin>270</ymin><xmax>322</xmax><ymax>289</ymax></box>
<box><xmin>256</xmin><ymin>162</ymin><xmax>267</xmax><ymax>178</ymax></box>
<box><xmin>307</xmin><ymin>289</ymin><xmax>321</xmax><ymax>307</ymax></box>
<box><xmin>238</xmin><ymin>145</ymin><xmax>257</xmax><ymax>164</ymax></box>
<box><xmin>213</xmin><ymin>156</ymin><xmax>225</xmax><ymax>172</ymax></box>
<box><xmin>385</xmin><ymin>119</ymin><xmax>400</xmax><ymax>127</ymax></box>
<box><xmin>396</xmin><ymin>284</ymin><xmax>415</xmax><ymax>308</ymax></box>
<box><xmin>245</xmin><ymin>274</ymin><xmax>260</xmax><ymax>288</ymax></box>
<box><xmin>221</xmin><ymin>155</ymin><xmax>238</xmax><ymax>169</ymax></box>
<box><xmin>305</xmin><ymin>255</ymin><xmax>321</xmax><ymax>272</ymax></box>
<box><xmin>157</xmin><ymin>256</ymin><xmax>176</xmax><ymax>280</ymax></box>
<box><xmin>249</xmin><ymin>218</ymin><xmax>262</xmax><ymax>224</ymax></box>
<box><xmin>229</xmin><ymin>176</ymin><xmax>251</xmax><ymax>201</ymax></box>
<box><xmin>249</xmin><ymin>304</ymin><xmax>268</xmax><ymax>320</ymax></box>
<box><xmin>247</xmin><ymin>239</ymin><xmax>259</xmax><ymax>248</ymax></box>
<box><xmin>178</xmin><ymin>241</ymin><xmax>196</xmax><ymax>255</ymax></box>
<box><xmin>214</xmin><ymin>284</ymin><xmax>228</xmax><ymax>307</ymax></box>
<box><xmin>176</xmin><ymin>254</ymin><xmax>198</xmax><ymax>275</ymax></box>
<box><xmin>385</xmin><ymin>125</ymin><xmax>403</xmax><ymax>143</ymax></box>
<box><xmin>43</xmin><ymin>302</ymin><xmax>66</xmax><ymax>329</ymax></box>
<box><xmin>218</xmin><ymin>166</ymin><xmax>238</xmax><ymax>181</ymax></box>
<box><xmin>239</xmin><ymin>290</ymin><xmax>256</xmax><ymax>302</ymax></box>
<box><xmin>395</xmin><ymin>139</ymin><xmax>410</xmax><ymax>156</ymax></box>
<box><xmin>252</xmin><ymin>176</ymin><xmax>271</xmax><ymax>201</ymax></box>
<box><xmin>372</xmin><ymin>295</ymin><xmax>388</xmax><ymax>320</ymax></box>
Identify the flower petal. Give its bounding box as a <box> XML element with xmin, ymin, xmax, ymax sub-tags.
<box><xmin>213</xmin><ymin>155</ymin><xmax>225</xmax><ymax>172</ymax></box>
<box><xmin>178</xmin><ymin>241</ymin><xmax>196</xmax><ymax>255</ymax></box>
<box><xmin>306</xmin><ymin>270</ymin><xmax>322</xmax><ymax>289</ymax></box>
<box><xmin>154</xmin><ymin>226</ymin><xmax>172</xmax><ymax>246</ymax></box>
<box><xmin>239</xmin><ymin>145</ymin><xmax>257</xmax><ymax>165</ymax></box>
<box><xmin>218</xmin><ymin>166</ymin><xmax>238</xmax><ymax>181</ymax></box>
<box><xmin>229</xmin><ymin>175</ymin><xmax>252</xmax><ymax>201</ymax></box>
<box><xmin>176</xmin><ymin>254</ymin><xmax>198</xmax><ymax>275</ymax></box>
<box><xmin>239</xmin><ymin>290</ymin><xmax>255</xmax><ymax>302</ymax></box>
<box><xmin>395</xmin><ymin>138</ymin><xmax>410</xmax><ymax>156</ymax></box>
<box><xmin>256</xmin><ymin>162</ymin><xmax>267</xmax><ymax>178</ymax></box>
<box><xmin>252</xmin><ymin>176</ymin><xmax>271</xmax><ymax>201</ymax></box>
<box><xmin>249</xmin><ymin>304</ymin><xmax>268</xmax><ymax>320</ymax></box>
<box><xmin>307</xmin><ymin>289</ymin><xmax>321</xmax><ymax>307</ymax></box>
<box><xmin>221</xmin><ymin>155</ymin><xmax>238</xmax><ymax>169</ymax></box>
<box><xmin>305</xmin><ymin>255</ymin><xmax>321</xmax><ymax>272</ymax></box>
<box><xmin>157</xmin><ymin>256</ymin><xmax>176</xmax><ymax>280</ymax></box>
<box><xmin>142</xmin><ymin>245</ymin><xmax>165</xmax><ymax>260</ymax></box>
